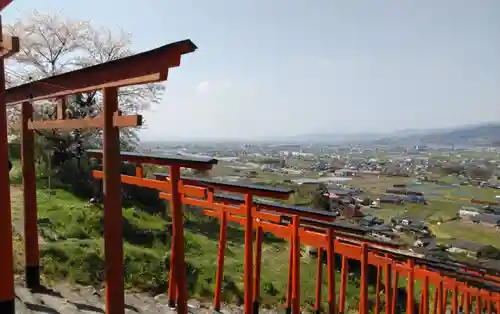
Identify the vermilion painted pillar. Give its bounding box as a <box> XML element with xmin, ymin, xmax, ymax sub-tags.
<box><xmin>167</xmin><ymin>176</ymin><xmax>179</xmax><ymax>308</ymax></box>
<box><xmin>451</xmin><ymin>286</ymin><xmax>458</xmax><ymax>314</ymax></box>
<box><xmin>21</xmin><ymin>101</ymin><xmax>40</xmax><ymax>288</ymax></box>
<box><xmin>407</xmin><ymin>259</ymin><xmax>414</xmax><ymax>314</ymax></box>
<box><xmin>214</xmin><ymin>210</ymin><xmax>227</xmax><ymax>311</ymax></box>
<box><xmin>486</xmin><ymin>292</ymin><xmax>492</xmax><ymax>314</ymax></box>
<box><xmin>285</xmin><ymin>240</ymin><xmax>293</xmax><ymax>314</ymax></box>
<box><xmin>102</xmin><ymin>87</ymin><xmax>125</xmax><ymax>314</ymax></box>
<box><xmin>253</xmin><ymin>226</ymin><xmax>263</xmax><ymax>313</ymax></box>
<box><xmin>359</xmin><ymin>243</ymin><xmax>368</xmax><ymax>314</ymax></box>
<box><xmin>422</xmin><ymin>275</ymin><xmax>429</xmax><ymax>314</ymax></box>
<box><xmin>384</xmin><ymin>255</ymin><xmax>392</xmax><ymax>314</ymax></box>
<box><xmin>327</xmin><ymin>229</ymin><xmax>336</xmax><ymax>314</ymax></box>
<box><xmin>459</xmin><ymin>292</ymin><xmax>464</xmax><ymax>312</ymax></box>
<box><xmin>314</xmin><ymin>248</ymin><xmax>323</xmax><ymax>314</ymax></box>
<box><xmin>437</xmin><ymin>281</ymin><xmax>443</xmax><ymax>314</ymax></box>
<box><xmin>375</xmin><ymin>266</ymin><xmax>381</xmax><ymax>314</ymax></box>
<box><xmin>0</xmin><ymin>14</ymin><xmax>15</xmax><ymax>314</ymax></box>
<box><xmin>391</xmin><ymin>271</ymin><xmax>399</xmax><ymax>314</ymax></box>
<box><xmin>464</xmin><ymin>292</ymin><xmax>470</xmax><ymax>314</ymax></box>
<box><xmin>419</xmin><ymin>293</ymin><xmax>424</xmax><ymax>314</ymax></box>
<box><xmin>291</xmin><ymin>216</ymin><xmax>300</xmax><ymax>314</ymax></box>
<box><xmin>339</xmin><ymin>256</ymin><xmax>348</xmax><ymax>314</ymax></box>
<box><xmin>170</xmin><ymin>165</ymin><xmax>187</xmax><ymax>314</ymax></box>
<box><xmin>243</xmin><ymin>194</ymin><xmax>254</xmax><ymax>314</ymax></box>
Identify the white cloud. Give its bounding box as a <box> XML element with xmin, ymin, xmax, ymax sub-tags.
<box><xmin>195</xmin><ymin>80</ymin><xmax>234</xmax><ymax>94</ymax></box>
<box><xmin>196</xmin><ymin>81</ymin><xmax>210</xmax><ymax>93</ymax></box>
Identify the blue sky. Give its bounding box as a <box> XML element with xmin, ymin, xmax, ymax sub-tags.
<box><xmin>3</xmin><ymin>0</ymin><xmax>500</xmax><ymax>141</ymax></box>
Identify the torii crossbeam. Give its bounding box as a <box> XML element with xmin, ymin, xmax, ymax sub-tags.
<box><xmin>0</xmin><ymin>1</ymin><xmax>12</xmax><ymax>11</ymax></box>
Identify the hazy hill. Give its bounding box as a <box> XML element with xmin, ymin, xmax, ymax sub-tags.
<box><xmin>370</xmin><ymin>123</ymin><xmax>500</xmax><ymax>147</ymax></box>
<box><xmin>291</xmin><ymin>123</ymin><xmax>500</xmax><ymax>146</ymax></box>
<box><xmin>142</xmin><ymin>123</ymin><xmax>500</xmax><ymax>147</ymax></box>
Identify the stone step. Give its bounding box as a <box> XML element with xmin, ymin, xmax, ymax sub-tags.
<box><xmin>14</xmin><ymin>298</ymin><xmax>31</xmax><ymax>314</ymax></box>
<box><xmin>54</xmin><ymin>286</ymin><xmax>105</xmax><ymax>313</ymax></box>
<box><xmin>14</xmin><ymin>283</ymin><xmax>280</xmax><ymax>314</ymax></box>
<box><xmin>15</xmin><ymin>286</ymin><xmax>40</xmax><ymax>306</ymax></box>
<box><xmin>35</xmin><ymin>293</ymin><xmax>79</xmax><ymax>314</ymax></box>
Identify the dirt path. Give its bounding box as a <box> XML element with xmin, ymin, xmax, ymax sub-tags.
<box><xmin>10</xmin><ymin>185</ymin><xmax>45</xmax><ymax>246</ymax></box>
<box><xmin>14</xmin><ymin>282</ymin><xmax>268</xmax><ymax>314</ymax></box>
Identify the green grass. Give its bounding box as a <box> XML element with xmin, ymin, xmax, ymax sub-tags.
<box><xmin>12</xmin><ymin>158</ymin><xmax>497</xmax><ymax>310</ymax></box>
<box><xmin>430</xmin><ymin>221</ymin><xmax>500</xmax><ymax>249</ymax></box>
<box><xmin>430</xmin><ymin>151</ymin><xmax>500</xmax><ymax>162</ymax></box>
<box><xmin>10</xmin><ymin>181</ymin><xmax>372</xmax><ymax>310</ymax></box>
<box><xmin>352</xmin><ymin>174</ymin><xmax>500</xmax><ymax>249</ymax></box>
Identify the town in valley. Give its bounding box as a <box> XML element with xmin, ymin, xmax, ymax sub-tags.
<box><xmin>143</xmin><ymin>130</ymin><xmax>500</xmax><ymax>269</ymax></box>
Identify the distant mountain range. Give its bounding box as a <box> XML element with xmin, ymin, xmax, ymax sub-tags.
<box><xmin>291</xmin><ymin>123</ymin><xmax>500</xmax><ymax>147</ymax></box>
<box><xmin>142</xmin><ymin>123</ymin><xmax>500</xmax><ymax>147</ymax></box>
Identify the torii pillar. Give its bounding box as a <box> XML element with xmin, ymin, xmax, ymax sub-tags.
<box><xmin>0</xmin><ymin>2</ymin><xmax>21</xmax><ymax>312</ymax></box>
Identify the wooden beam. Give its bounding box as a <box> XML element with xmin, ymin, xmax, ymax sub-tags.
<box><xmin>5</xmin><ymin>39</ymin><xmax>197</xmax><ymax>105</ymax></box>
<box><xmin>154</xmin><ymin>173</ymin><xmax>293</xmax><ymax>199</ymax></box>
<box><xmin>0</xmin><ymin>0</ymin><xmax>13</xmax><ymax>11</ymax></box>
<box><xmin>27</xmin><ymin>113</ymin><xmax>142</xmax><ymax>130</ymax></box>
<box><xmin>87</xmin><ymin>149</ymin><xmax>218</xmax><ymax>170</ymax></box>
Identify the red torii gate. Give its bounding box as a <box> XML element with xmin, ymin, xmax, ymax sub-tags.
<box><xmin>0</xmin><ymin>11</ymin><xmax>197</xmax><ymax>310</ymax></box>
<box><xmin>89</xmin><ymin>151</ymin><xmax>500</xmax><ymax>314</ymax></box>
<box><xmin>153</xmin><ymin>177</ymin><xmax>500</xmax><ymax>314</ymax></box>
<box><xmin>0</xmin><ymin>3</ymin><xmax>498</xmax><ymax>313</ymax></box>
<box><xmin>88</xmin><ymin>150</ymin><xmax>298</xmax><ymax>314</ymax></box>
<box><xmin>88</xmin><ymin>149</ymin><xmax>220</xmax><ymax>314</ymax></box>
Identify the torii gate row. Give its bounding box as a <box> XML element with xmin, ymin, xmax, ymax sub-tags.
<box><xmin>0</xmin><ymin>21</ymin><xmax>198</xmax><ymax>313</ymax></box>
<box><xmin>88</xmin><ymin>151</ymin><xmax>500</xmax><ymax>314</ymax></box>
<box><xmin>150</xmin><ymin>175</ymin><xmax>500</xmax><ymax>314</ymax></box>
<box><xmin>88</xmin><ymin>149</ymin><xmax>298</xmax><ymax>314</ymax></box>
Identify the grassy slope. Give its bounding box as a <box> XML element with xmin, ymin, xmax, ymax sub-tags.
<box><xmin>13</xmin><ymin>160</ymin><xmax>492</xmax><ymax>310</ymax></box>
<box><xmin>30</xmin><ymin>190</ymin><xmax>372</xmax><ymax>310</ymax></box>
<box><xmin>19</xmin><ymin>158</ymin><xmax>496</xmax><ymax>309</ymax></box>
<box><xmin>9</xmin><ymin>161</ymin><xmax>370</xmax><ymax>311</ymax></box>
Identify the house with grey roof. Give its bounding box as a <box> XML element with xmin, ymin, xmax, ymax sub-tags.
<box><xmin>444</xmin><ymin>239</ymin><xmax>488</xmax><ymax>257</ymax></box>
<box><xmin>471</xmin><ymin>213</ymin><xmax>500</xmax><ymax>228</ymax></box>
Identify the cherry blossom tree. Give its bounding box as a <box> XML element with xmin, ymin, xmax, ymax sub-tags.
<box><xmin>5</xmin><ymin>10</ymin><xmax>164</xmax><ymax>149</ymax></box>
<box><xmin>4</xmin><ymin>11</ymin><xmax>165</xmax><ymax>195</ymax></box>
